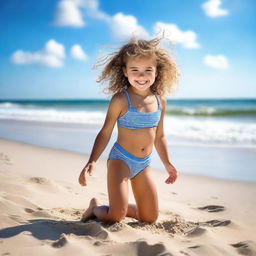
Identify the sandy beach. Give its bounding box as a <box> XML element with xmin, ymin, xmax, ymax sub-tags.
<box><xmin>0</xmin><ymin>138</ymin><xmax>256</xmax><ymax>256</ymax></box>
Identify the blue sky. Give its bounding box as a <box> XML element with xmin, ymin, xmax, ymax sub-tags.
<box><xmin>0</xmin><ymin>0</ymin><xmax>255</xmax><ymax>99</ymax></box>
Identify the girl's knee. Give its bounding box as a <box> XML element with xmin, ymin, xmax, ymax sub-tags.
<box><xmin>108</xmin><ymin>207</ymin><xmax>127</xmax><ymax>222</ymax></box>
<box><xmin>139</xmin><ymin>211</ymin><xmax>159</xmax><ymax>223</ymax></box>
<box><xmin>140</xmin><ymin>216</ymin><xmax>158</xmax><ymax>223</ymax></box>
<box><xmin>109</xmin><ymin>214</ymin><xmax>125</xmax><ymax>222</ymax></box>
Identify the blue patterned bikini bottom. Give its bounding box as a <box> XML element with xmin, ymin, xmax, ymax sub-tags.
<box><xmin>108</xmin><ymin>142</ymin><xmax>151</xmax><ymax>179</ymax></box>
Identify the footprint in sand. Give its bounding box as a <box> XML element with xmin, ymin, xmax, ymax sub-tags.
<box><xmin>199</xmin><ymin>219</ymin><xmax>231</xmax><ymax>227</ymax></box>
<box><xmin>197</xmin><ymin>205</ymin><xmax>225</xmax><ymax>212</ymax></box>
<box><xmin>230</xmin><ymin>241</ymin><xmax>256</xmax><ymax>256</ymax></box>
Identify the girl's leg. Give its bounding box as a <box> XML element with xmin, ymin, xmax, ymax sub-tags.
<box><xmin>82</xmin><ymin>199</ymin><xmax>139</xmax><ymax>221</ymax></box>
<box><xmin>81</xmin><ymin>162</ymin><xmax>155</xmax><ymax>223</ymax></box>
<box><xmin>91</xmin><ymin>159</ymin><xmax>132</xmax><ymax>222</ymax></box>
<box><xmin>130</xmin><ymin>166</ymin><xmax>159</xmax><ymax>223</ymax></box>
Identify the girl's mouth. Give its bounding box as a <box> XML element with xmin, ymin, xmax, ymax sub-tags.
<box><xmin>136</xmin><ymin>80</ymin><xmax>147</xmax><ymax>85</ymax></box>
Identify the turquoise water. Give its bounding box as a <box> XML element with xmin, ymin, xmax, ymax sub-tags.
<box><xmin>0</xmin><ymin>98</ymin><xmax>255</xmax><ymax>146</ymax></box>
<box><xmin>1</xmin><ymin>98</ymin><xmax>256</xmax><ymax>117</ymax></box>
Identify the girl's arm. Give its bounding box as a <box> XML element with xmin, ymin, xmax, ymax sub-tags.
<box><xmin>154</xmin><ymin>96</ymin><xmax>178</xmax><ymax>184</ymax></box>
<box><xmin>87</xmin><ymin>95</ymin><xmax>122</xmax><ymax>164</ymax></box>
<box><xmin>79</xmin><ymin>93</ymin><xmax>123</xmax><ymax>186</ymax></box>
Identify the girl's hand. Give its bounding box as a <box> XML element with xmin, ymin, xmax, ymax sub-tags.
<box><xmin>78</xmin><ymin>162</ymin><xmax>95</xmax><ymax>186</ymax></box>
<box><xmin>165</xmin><ymin>163</ymin><xmax>178</xmax><ymax>184</ymax></box>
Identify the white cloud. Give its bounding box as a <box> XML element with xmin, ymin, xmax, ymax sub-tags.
<box><xmin>45</xmin><ymin>39</ymin><xmax>65</xmax><ymax>58</ymax></box>
<box><xmin>202</xmin><ymin>0</ymin><xmax>229</xmax><ymax>18</ymax></box>
<box><xmin>53</xmin><ymin>0</ymin><xmax>109</xmax><ymax>27</ymax></box>
<box><xmin>110</xmin><ymin>12</ymin><xmax>149</xmax><ymax>40</ymax></box>
<box><xmin>204</xmin><ymin>54</ymin><xmax>229</xmax><ymax>69</ymax></box>
<box><xmin>54</xmin><ymin>0</ymin><xmax>86</xmax><ymax>27</ymax></box>
<box><xmin>84</xmin><ymin>0</ymin><xmax>110</xmax><ymax>21</ymax></box>
<box><xmin>70</xmin><ymin>44</ymin><xmax>88</xmax><ymax>60</ymax></box>
<box><xmin>11</xmin><ymin>39</ymin><xmax>65</xmax><ymax>68</ymax></box>
<box><xmin>154</xmin><ymin>22</ymin><xmax>200</xmax><ymax>49</ymax></box>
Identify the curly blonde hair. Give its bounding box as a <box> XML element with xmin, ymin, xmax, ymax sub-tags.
<box><xmin>96</xmin><ymin>37</ymin><xmax>179</xmax><ymax>96</ymax></box>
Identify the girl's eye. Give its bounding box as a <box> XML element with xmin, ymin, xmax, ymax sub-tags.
<box><xmin>131</xmin><ymin>69</ymin><xmax>152</xmax><ymax>72</ymax></box>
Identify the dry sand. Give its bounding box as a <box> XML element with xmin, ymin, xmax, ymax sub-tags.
<box><xmin>0</xmin><ymin>138</ymin><xmax>256</xmax><ymax>256</ymax></box>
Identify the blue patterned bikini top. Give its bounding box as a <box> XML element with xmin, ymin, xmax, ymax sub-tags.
<box><xmin>117</xmin><ymin>89</ymin><xmax>162</xmax><ymax>129</ymax></box>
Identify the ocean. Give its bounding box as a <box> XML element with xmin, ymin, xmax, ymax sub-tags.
<box><xmin>0</xmin><ymin>98</ymin><xmax>256</xmax><ymax>182</ymax></box>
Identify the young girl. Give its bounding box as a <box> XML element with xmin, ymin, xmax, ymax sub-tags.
<box><xmin>78</xmin><ymin>37</ymin><xmax>179</xmax><ymax>223</ymax></box>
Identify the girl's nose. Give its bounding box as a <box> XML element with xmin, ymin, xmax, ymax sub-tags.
<box><xmin>138</xmin><ymin>71</ymin><xmax>145</xmax><ymax>77</ymax></box>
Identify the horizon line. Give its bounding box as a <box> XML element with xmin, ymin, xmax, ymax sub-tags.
<box><xmin>1</xmin><ymin>97</ymin><xmax>256</xmax><ymax>101</ymax></box>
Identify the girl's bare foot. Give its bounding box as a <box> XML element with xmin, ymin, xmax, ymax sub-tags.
<box><xmin>81</xmin><ymin>198</ymin><xmax>101</xmax><ymax>222</ymax></box>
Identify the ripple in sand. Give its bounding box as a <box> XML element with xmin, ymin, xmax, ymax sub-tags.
<box><xmin>8</xmin><ymin>214</ymin><xmax>22</xmax><ymax>222</ymax></box>
<box><xmin>197</xmin><ymin>205</ymin><xmax>225</xmax><ymax>212</ymax></box>
<box><xmin>231</xmin><ymin>241</ymin><xmax>256</xmax><ymax>256</ymax></box>
<box><xmin>130</xmin><ymin>240</ymin><xmax>172</xmax><ymax>256</ymax></box>
<box><xmin>188</xmin><ymin>245</ymin><xmax>201</xmax><ymax>249</ymax></box>
<box><xmin>2</xmin><ymin>252</ymin><xmax>11</xmax><ymax>256</ymax></box>
<box><xmin>185</xmin><ymin>227</ymin><xmax>206</xmax><ymax>237</ymax></box>
<box><xmin>180</xmin><ymin>250</ymin><xmax>191</xmax><ymax>256</ymax></box>
<box><xmin>93</xmin><ymin>240</ymin><xmax>104</xmax><ymax>246</ymax></box>
<box><xmin>24</xmin><ymin>208</ymin><xmax>35</xmax><ymax>213</ymax></box>
<box><xmin>199</xmin><ymin>219</ymin><xmax>231</xmax><ymax>227</ymax></box>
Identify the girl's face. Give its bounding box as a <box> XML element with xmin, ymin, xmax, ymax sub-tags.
<box><xmin>123</xmin><ymin>55</ymin><xmax>157</xmax><ymax>91</ymax></box>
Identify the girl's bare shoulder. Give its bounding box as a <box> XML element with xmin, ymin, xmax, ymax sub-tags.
<box><xmin>110</xmin><ymin>90</ymin><xmax>127</xmax><ymax>107</ymax></box>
